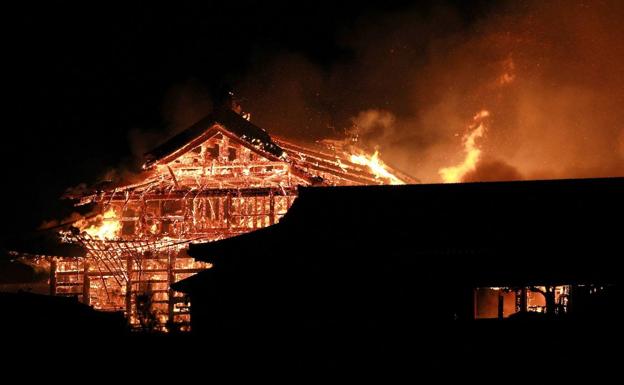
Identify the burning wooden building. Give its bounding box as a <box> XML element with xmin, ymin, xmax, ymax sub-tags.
<box><xmin>52</xmin><ymin>104</ymin><xmax>415</xmax><ymax>331</ymax></box>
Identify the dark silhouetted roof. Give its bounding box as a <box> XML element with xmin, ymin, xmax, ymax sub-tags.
<box><xmin>175</xmin><ymin>177</ymin><xmax>623</xmax><ymax>291</ymax></box>
<box><xmin>0</xmin><ymin>292</ymin><xmax>128</xmax><ymax>337</ymax></box>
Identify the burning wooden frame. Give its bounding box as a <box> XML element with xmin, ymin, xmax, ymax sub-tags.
<box><xmin>50</xmin><ymin>107</ymin><xmax>416</xmax><ymax>331</ymax></box>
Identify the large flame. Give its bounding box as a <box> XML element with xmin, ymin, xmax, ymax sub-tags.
<box><xmin>439</xmin><ymin>110</ymin><xmax>489</xmax><ymax>183</ymax></box>
<box><xmin>81</xmin><ymin>208</ymin><xmax>122</xmax><ymax>240</ymax></box>
<box><xmin>350</xmin><ymin>150</ymin><xmax>405</xmax><ymax>185</ymax></box>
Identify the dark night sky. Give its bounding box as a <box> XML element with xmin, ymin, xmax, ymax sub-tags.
<box><xmin>3</xmin><ymin>1</ymin><xmax>494</xmax><ymax>242</ymax></box>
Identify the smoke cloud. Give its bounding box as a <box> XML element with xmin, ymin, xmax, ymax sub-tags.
<box><xmin>96</xmin><ymin>80</ymin><xmax>215</xmax><ymax>185</ymax></box>
<box><xmin>463</xmin><ymin>158</ymin><xmax>524</xmax><ymax>183</ymax></box>
<box><xmin>232</xmin><ymin>0</ymin><xmax>624</xmax><ymax>183</ymax></box>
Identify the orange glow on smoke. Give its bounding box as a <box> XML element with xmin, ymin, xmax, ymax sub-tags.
<box><xmin>439</xmin><ymin>110</ymin><xmax>489</xmax><ymax>183</ymax></box>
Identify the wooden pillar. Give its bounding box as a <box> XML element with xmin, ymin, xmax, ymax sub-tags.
<box><xmin>252</xmin><ymin>196</ymin><xmax>258</xmax><ymax>229</ymax></box>
<box><xmin>168</xmin><ymin>251</ymin><xmax>176</xmax><ymax>328</ymax></box>
<box><xmin>82</xmin><ymin>261</ymin><xmax>90</xmax><ymax>305</ymax></box>
<box><xmin>497</xmin><ymin>290</ymin><xmax>504</xmax><ymax>320</ymax></box>
<box><xmin>515</xmin><ymin>288</ymin><xmax>527</xmax><ymax>313</ymax></box>
<box><xmin>269</xmin><ymin>192</ymin><xmax>275</xmax><ymax>226</ymax></box>
<box><xmin>126</xmin><ymin>255</ymin><xmax>133</xmax><ymax>322</ymax></box>
<box><xmin>49</xmin><ymin>258</ymin><xmax>57</xmax><ymax>296</ymax></box>
<box><xmin>225</xmin><ymin>193</ymin><xmax>232</xmax><ymax>228</ymax></box>
<box><xmin>219</xmin><ymin>136</ymin><xmax>229</xmax><ymax>159</ymax></box>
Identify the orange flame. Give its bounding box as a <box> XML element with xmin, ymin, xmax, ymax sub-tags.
<box><xmin>439</xmin><ymin>110</ymin><xmax>489</xmax><ymax>183</ymax></box>
<box><xmin>81</xmin><ymin>208</ymin><xmax>122</xmax><ymax>239</ymax></box>
<box><xmin>350</xmin><ymin>150</ymin><xmax>405</xmax><ymax>185</ymax></box>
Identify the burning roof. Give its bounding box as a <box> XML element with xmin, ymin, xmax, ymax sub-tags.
<box><xmin>68</xmin><ymin>107</ymin><xmax>416</xmax><ymax>205</ymax></box>
<box><xmin>144</xmin><ymin>107</ymin><xmax>286</xmax><ymax>168</ymax></box>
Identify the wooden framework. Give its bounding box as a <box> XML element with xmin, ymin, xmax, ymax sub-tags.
<box><xmin>57</xmin><ymin>111</ymin><xmax>415</xmax><ymax>331</ymax></box>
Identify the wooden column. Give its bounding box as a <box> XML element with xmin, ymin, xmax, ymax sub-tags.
<box><xmin>49</xmin><ymin>258</ymin><xmax>57</xmax><ymax>296</ymax></box>
<box><xmin>126</xmin><ymin>255</ymin><xmax>133</xmax><ymax>321</ymax></box>
<box><xmin>497</xmin><ymin>290</ymin><xmax>504</xmax><ymax>319</ymax></box>
<box><xmin>168</xmin><ymin>251</ymin><xmax>176</xmax><ymax>328</ymax></box>
<box><xmin>269</xmin><ymin>192</ymin><xmax>275</xmax><ymax>226</ymax></box>
<box><xmin>82</xmin><ymin>261</ymin><xmax>90</xmax><ymax>305</ymax></box>
<box><xmin>515</xmin><ymin>288</ymin><xmax>527</xmax><ymax>313</ymax></box>
<box><xmin>225</xmin><ymin>193</ymin><xmax>232</xmax><ymax>228</ymax></box>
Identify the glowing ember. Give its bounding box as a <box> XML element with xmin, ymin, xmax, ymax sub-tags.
<box><xmin>439</xmin><ymin>110</ymin><xmax>489</xmax><ymax>183</ymax></box>
<box><xmin>350</xmin><ymin>150</ymin><xmax>405</xmax><ymax>185</ymax></box>
<box><xmin>81</xmin><ymin>208</ymin><xmax>122</xmax><ymax>240</ymax></box>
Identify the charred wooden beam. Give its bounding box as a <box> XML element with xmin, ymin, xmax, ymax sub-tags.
<box><xmin>167</xmin><ymin>166</ymin><xmax>180</xmax><ymax>189</ymax></box>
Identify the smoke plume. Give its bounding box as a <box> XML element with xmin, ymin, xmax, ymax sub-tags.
<box><xmin>233</xmin><ymin>0</ymin><xmax>624</xmax><ymax>183</ymax></box>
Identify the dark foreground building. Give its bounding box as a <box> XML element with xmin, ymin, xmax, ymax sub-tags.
<box><xmin>165</xmin><ymin>178</ymin><xmax>623</xmax><ymax>377</ymax></box>
<box><xmin>0</xmin><ymin>292</ymin><xmax>128</xmax><ymax>338</ymax></box>
<box><xmin>2</xmin><ymin>178</ymin><xmax>621</xmax><ymax>377</ymax></box>
<box><xmin>174</xmin><ymin>177</ymin><xmax>622</xmax><ymax>334</ymax></box>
